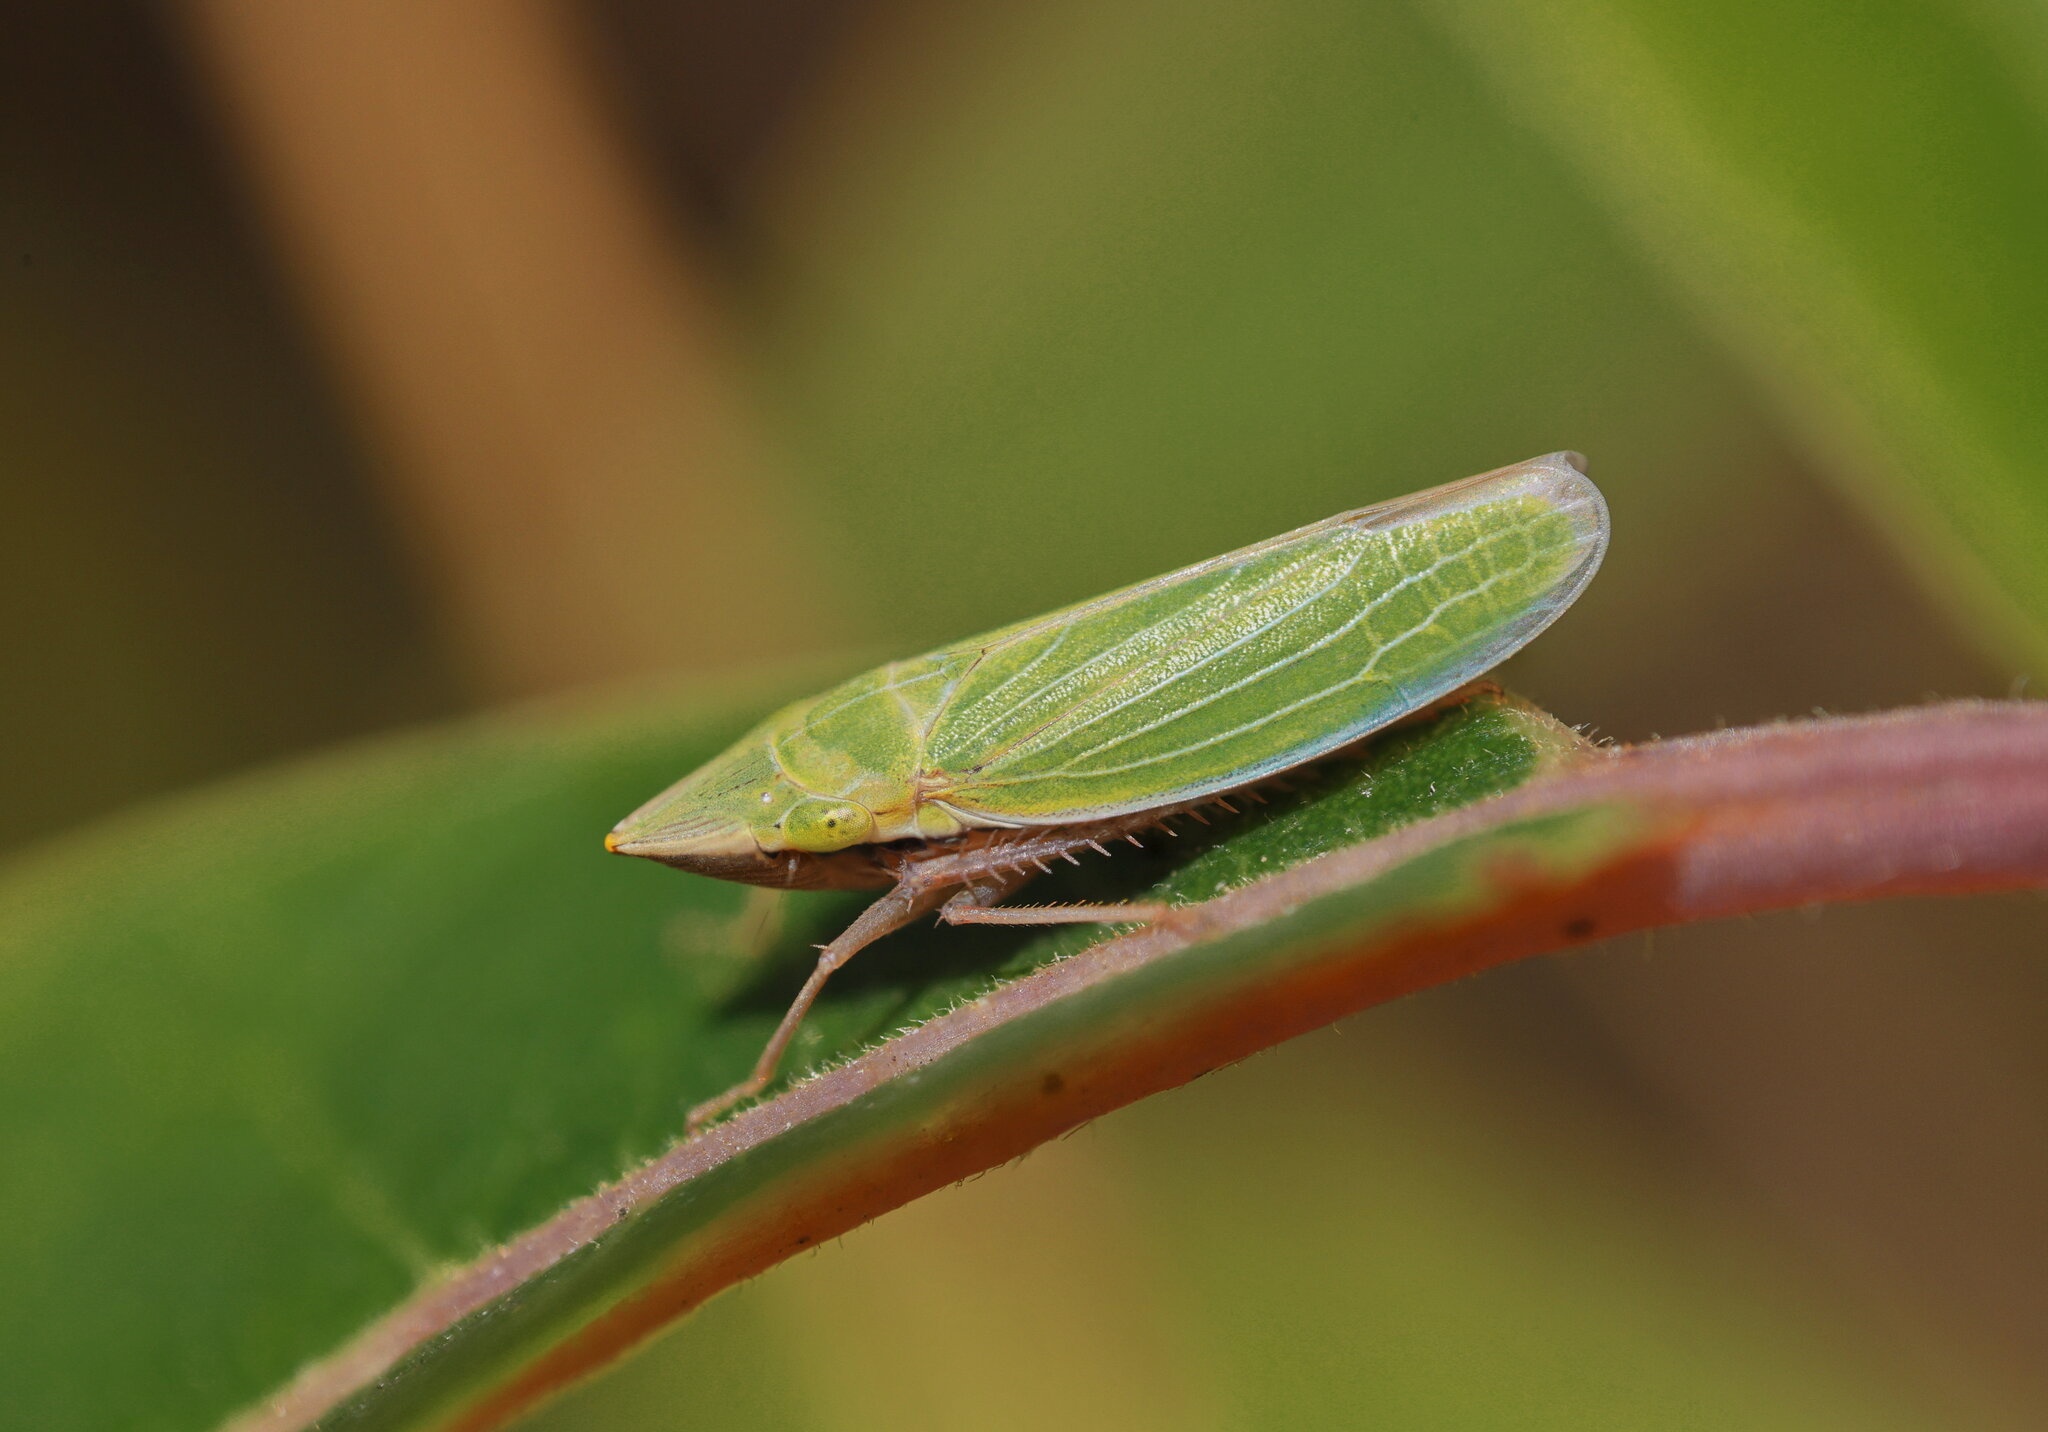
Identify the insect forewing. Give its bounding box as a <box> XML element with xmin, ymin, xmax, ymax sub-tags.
<box><xmin>921</xmin><ymin>452</ymin><xmax>1606</xmax><ymax>824</ymax></box>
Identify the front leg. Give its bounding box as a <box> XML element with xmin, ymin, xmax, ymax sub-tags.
<box><xmin>686</xmin><ymin>814</ymin><xmax>1174</xmax><ymax>1132</ymax></box>
<box><xmin>686</xmin><ymin>874</ymin><xmax>955</xmax><ymax>1132</ymax></box>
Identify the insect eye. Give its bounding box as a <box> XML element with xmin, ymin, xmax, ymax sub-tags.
<box><xmin>783</xmin><ymin>799</ymin><xmax>873</xmax><ymax>852</ymax></box>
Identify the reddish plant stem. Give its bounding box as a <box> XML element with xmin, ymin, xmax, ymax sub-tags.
<box><xmin>237</xmin><ymin>701</ymin><xmax>2048</xmax><ymax>1432</ymax></box>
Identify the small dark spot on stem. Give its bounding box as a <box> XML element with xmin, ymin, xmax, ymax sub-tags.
<box><xmin>1041</xmin><ymin>1071</ymin><xmax>1065</xmax><ymax>1096</ymax></box>
<box><xmin>795</xmin><ymin>1234</ymin><xmax>811</xmax><ymax>1246</ymax></box>
<box><xmin>1562</xmin><ymin>916</ymin><xmax>1596</xmax><ymax>939</ymax></box>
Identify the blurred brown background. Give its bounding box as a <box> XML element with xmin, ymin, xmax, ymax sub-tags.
<box><xmin>4</xmin><ymin>2</ymin><xmax>2042</xmax><ymax>1427</ymax></box>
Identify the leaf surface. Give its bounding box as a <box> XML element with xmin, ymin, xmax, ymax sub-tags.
<box><xmin>0</xmin><ymin>680</ymin><xmax>1578</xmax><ymax>1432</ymax></box>
<box><xmin>8</xmin><ymin>678</ymin><xmax>2045</xmax><ymax>1431</ymax></box>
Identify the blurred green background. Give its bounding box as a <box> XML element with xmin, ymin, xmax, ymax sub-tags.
<box><xmin>4</xmin><ymin>0</ymin><xmax>2045</xmax><ymax>1427</ymax></box>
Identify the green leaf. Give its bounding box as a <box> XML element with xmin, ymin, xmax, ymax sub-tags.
<box><xmin>0</xmin><ymin>677</ymin><xmax>1587</xmax><ymax>1432</ymax></box>
<box><xmin>9</xmin><ymin>674</ymin><xmax>2032</xmax><ymax>1431</ymax></box>
<box><xmin>1424</xmin><ymin>0</ymin><xmax>2048</xmax><ymax>662</ymax></box>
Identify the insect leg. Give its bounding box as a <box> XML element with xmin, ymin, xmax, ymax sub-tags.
<box><xmin>925</xmin><ymin>812</ymin><xmax>1177</xmax><ymax>927</ymax></box>
<box><xmin>685</xmin><ymin>876</ymin><xmax>954</xmax><ymax>1133</ymax></box>
<box><xmin>939</xmin><ymin>899</ymin><xmax>1171</xmax><ymax>927</ymax></box>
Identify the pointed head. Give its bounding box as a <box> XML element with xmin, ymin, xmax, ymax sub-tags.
<box><xmin>604</xmin><ymin>727</ymin><xmax>883</xmax><ymax>883</ymax></box>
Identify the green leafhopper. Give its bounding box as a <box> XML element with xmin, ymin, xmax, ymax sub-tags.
<box><xmin>611</xmin><ymin>452</ymin><xmax>1608</xmax><ymax>1128</ymax></box>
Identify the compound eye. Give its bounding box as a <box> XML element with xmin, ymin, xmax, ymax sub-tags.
<box><xmin>782</xmin><ymin>799</ymin><xmax>875</xmax><ymax>853</ymax></box>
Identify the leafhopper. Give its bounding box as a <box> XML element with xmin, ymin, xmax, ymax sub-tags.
<box><xmin>610</xmin><ymin>452</ymin><xmax>1608</xmax><ymax>1128</ymax></box>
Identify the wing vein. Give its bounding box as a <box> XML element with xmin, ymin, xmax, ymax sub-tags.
<box><xmin>958</xmin><ymin>544</ymin><xmax>1336</xmax><ymax>770</ymax></box>
<box><xmin>1030</xmin><ymin>520</ymin><xmax>1499</xmax><ymax>773</ymax></box>
<box><xmin>1049</xmin><ymin>545</ymin><xmax>1545</xmax><ymax>780</ymax></box>
<box><xmin>994</xmin><ymin>537</ymin><xmax>1372</xmax><ymax>758</ymax></box>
